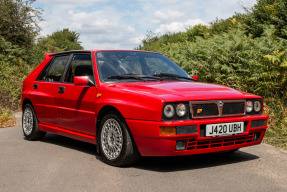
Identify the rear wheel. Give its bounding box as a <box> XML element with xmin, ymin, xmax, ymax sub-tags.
<box><xmin>22</xmin><ymin>104</ymin><xmax>46</xmax><ymax>140</ymax></box>
<box><xmin>99</xmin><ymin>112</ymin><xmax>140</xmax><ymax>166</ymax></box>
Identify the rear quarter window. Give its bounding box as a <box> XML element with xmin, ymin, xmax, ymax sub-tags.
<box><xmin>38</xmin><ymin>55</ymin><xmax>70</xmax><ymax>82</ymax></box>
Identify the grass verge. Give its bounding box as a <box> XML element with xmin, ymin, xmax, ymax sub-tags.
<box><xmin>0</xmin><ymin>108</ymin><xmax>16</xmax><ymax>128</ymax></box>
<box><xmin>263</xmin><ymin>99</ymin><xmax>287</xmax><ymax>150</ymax></box>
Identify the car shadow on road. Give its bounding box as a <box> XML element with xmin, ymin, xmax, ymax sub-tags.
<box><xmin>39</xmin><ymin>133</ymin><xmax>259</xmax><ymax>172</ymax></box>
<box><xmin>40</xmin><ymin>133</ymin><xmax>97</xmax><ymax>156</ymax></box>
<box><xmin>133</xmin><ymin>151</ymin><xmax>259</xmax><ymax>172</ymax></box>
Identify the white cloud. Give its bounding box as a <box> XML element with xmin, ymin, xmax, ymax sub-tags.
<box><xmin>66</xmin><ymin>9</ymin><xmax>141</xmax><ymax>49</ymax></box>
<box><xmin>152</xmin><ymin>10</ymin><xmax>184</xmax><ymax>24</ymax></box>
<box><xmin>40</xmin><ymin>0</ymin><xmax>108</xmax><ymax>4</ymax></box>
<box><xmin>155</xmin><ymin>19</ymin><xmax>205</xmax><ymax>34</ymax></box>
<box><xmin>35</xmin><ymin>0</ymin><xmax>258</xmax><ymax>49</ymax></box>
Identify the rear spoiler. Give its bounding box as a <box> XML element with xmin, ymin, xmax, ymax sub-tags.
<box><xmin>44</xmin><ymin>53</ymin><xmax>56</xmax><ymax>59</ymax></box>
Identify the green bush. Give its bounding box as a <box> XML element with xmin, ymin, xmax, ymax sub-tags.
<box><xmin>0</xmin><ymin>37</ymin><xmax>32</xmax><ymax>110</ymax></box>
<box><xmin>137</xmin><ymin>1</ymin><xmax>287</xmax><ymax>148</ymax></box>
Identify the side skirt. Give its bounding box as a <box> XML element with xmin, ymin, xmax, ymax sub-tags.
<box><xmin>38</xmin><ymin>123</ymin><xmax>97</xmax><ymax>145</ymax></box>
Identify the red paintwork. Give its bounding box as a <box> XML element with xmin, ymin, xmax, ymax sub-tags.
<box><xmin>74</xmin><ymin>76</ymin><xmax>89</xmax><ymax>86</ymax></box>
<box><xmin>22</xmin><ymin>50</ymin><xmax>269</xmax><ymax>157</ymax></box>
<box><xmin>192</xmin><ymin>75</ymin><xmax>198</xmax><ymax>81</ymax></box>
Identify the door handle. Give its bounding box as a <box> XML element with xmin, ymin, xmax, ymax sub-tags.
<box><xmin>58</xmin><ymin>86</ymin><xmax>65</xmax><ymax>93</ymax></box>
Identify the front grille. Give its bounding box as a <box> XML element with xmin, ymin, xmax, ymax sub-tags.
<box><xmin>190</xmin><ymin>100</ymin><xmax>246</xmax><ymax>119</ymax></box>
<box><xmin>186</xmin><ymin>132</ymin><xmax>258</xmax><ymax>150</ymax></box>
<box><xmin>222</xmin><ymin>102</ymin><xmax>245</xmax><ymax>115</ymax></box>
<box><xmin>192</xmin><ymin>103</ymin><xmax>219</xmax><ymax>117</ymax></box>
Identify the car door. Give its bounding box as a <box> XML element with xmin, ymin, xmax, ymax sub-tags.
<box><xmin>31</xmin><ymin>55</ymin><xmax>70</xmax><ymax>126</ymax></box>
<box><xmin>56</xmin><ymin>53</ymin><xmax>97</xmax><ymax>135</ymax></box>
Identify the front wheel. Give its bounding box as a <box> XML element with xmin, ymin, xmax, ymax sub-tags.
<box><xmin>22</xmin><ymin>104</ymin><xmax>46</xmax><ymax>140</ymax></box>
<box><xmin>99</xmin><ymin>112</ymin><xmax>140</xmax><ymax>166</ymax></box>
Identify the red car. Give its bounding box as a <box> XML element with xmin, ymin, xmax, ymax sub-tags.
<box><xmin>22</xmin><ymin>50</ymin><xmax>269</xmax><ymax>166</ymax></box>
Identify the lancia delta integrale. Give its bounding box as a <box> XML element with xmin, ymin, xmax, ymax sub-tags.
<box><xmin>22</xmin><ymin>50</ymin><xmax>269</xmax><ymax>166</ymax></box>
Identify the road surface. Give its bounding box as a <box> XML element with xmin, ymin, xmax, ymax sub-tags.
<box><xmin>0</xmin><ymin>114</ymin><xmax>286</xmax><ymax>192</ymax></box>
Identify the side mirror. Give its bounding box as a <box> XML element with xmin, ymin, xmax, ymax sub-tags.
<box><xmin>192</xmin><ymin>76</ymin><xmax>198</xmax><ymax>82</ymax></box>
<box><xmin>74</xmin><ymin>76</ymin><xmax>95</xmax><ymax>86</ymax></box>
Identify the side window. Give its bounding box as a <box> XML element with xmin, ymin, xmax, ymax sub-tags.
<box><xmin>64</xmin><ymin>54</ymin><xmax>93</xmax><ymax>83</ymax></box>
<box><xmin>38</xmin><ymin>55</ymin><xmax>69</xmax><ymax>82</ymax></box>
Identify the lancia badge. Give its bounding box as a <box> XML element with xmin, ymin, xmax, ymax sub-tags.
<box><xmin>197</xmin><ymin>109</ymin><xmax>203</xmax><ymax>113</ymax></box>
<box><xmin>218</xmin><ymin>101</ymin><xmax>223</xmax><ymax>107</ymax></box>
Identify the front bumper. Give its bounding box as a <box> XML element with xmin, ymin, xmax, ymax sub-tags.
<box><xmin>126</xmin><ymin>115</ymin><xmax>268</xmax><ymax>156</ymax></box>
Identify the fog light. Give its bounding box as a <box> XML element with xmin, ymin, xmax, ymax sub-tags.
<box><xmin>175</xmin><ymin>140</ymin><xmax>187</xmax><ymax>151</ymax></box>
<box><xmin>176</xmin><ymin>125</ymin><xmax>197</xmax><ymax>135</ymax></box>
<box><xmin>160</xmin><ymin>126</ymin><xmax>176</xmax><ymax>136</ymax></box>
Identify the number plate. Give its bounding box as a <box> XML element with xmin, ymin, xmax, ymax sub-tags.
<box><xmin>206</xmin><ymin>122</ymin><xmax>244</xmax><ymax>137</ymax></box>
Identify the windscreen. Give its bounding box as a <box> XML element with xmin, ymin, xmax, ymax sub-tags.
<box><xmin>96</xmin><ymin>51</ymin><xmax>190</xmax><ymax>82</ymax></box>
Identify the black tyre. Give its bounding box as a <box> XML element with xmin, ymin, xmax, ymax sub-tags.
<box><xmin>22</xmin><ymin>104</ymin><xmax>46</xmax><ymax>140</ymax></box>
<box><xmin>99</xmin><ymin>112</ymin><xmax>140</xmax><ymax>166</ymax></box>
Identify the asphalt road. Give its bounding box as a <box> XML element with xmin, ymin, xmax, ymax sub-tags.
<box><xmin>1</xmin><ymin>117</ymin><xmax>287</xmax><ymax>192</ymax></box>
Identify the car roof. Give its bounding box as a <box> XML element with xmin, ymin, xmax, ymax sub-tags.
<box><xmin>50</xmin><ymin>50</ymin><xmax>161</xmax><ymax>56</ymax></box>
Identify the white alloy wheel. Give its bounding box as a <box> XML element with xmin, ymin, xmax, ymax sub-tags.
<box><xmin>101</xmin><ymin>118</ymin><xmax>123</xmax><ymax>160</ymax></box>
<box><xmin>23</xmin><ymin>107</ymin><xmax>34</xmax><ymax>135</ymax></box>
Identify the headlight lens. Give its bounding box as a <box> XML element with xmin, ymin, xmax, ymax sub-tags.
<box><xmin>254</xmin><ymin>101</ymin><xmax>261</xmax><ymax>112</ymax></box>
<box><xmin>176</xmin><ymin>103</ymin><xmax>187</xmax><ymax>117</ymax></box>
<box><xmin>246</xmin><ymin>100</ymin><xmax>253</xmax><ymax>113</ymax></box>
<box><xmin>164</xmin><ymin>104</ymin><xmax>175</xmax><ymax>118</ymax></box>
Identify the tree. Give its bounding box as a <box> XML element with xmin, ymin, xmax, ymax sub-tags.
<box><xmin>31</xmin><ymin>28</ymin><xmax>83</xmax><ymax>65</ymax></box>
<box><xmin>245</xmin><ymin>0</ymin><xmax>287</xmax><ymax>38</ymax></box>
<box><xmin>0</xmin><ymin>0</ymin><xmax>41</xmax><ymax>48</ymax></box>
<box><xmin>45</xmin><ymin>28</ymin><xmax>83</xmax><ymax>51</ymax></box>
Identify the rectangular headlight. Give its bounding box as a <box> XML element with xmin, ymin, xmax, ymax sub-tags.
<box><xmin>176</xmin><ymin>125</ymin><xmax>197</xmax><ymax>135</ymax></box>
<box><xmin>250</xmin><ymin>120</ymin><xmax>265</xmax><ymax>128</ymax></box>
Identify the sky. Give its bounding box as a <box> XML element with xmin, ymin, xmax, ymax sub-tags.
<box><xmin>33</xmin><ymin>0</ymin><xmax>257</xmax><ymax>50</ymax></box>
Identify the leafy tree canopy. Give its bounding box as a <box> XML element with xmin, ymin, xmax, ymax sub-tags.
<box><xmin>38</xmin><ymin>28</ymin><xmax>83</xmax><ymax>52</ymax></box>
<box><xmin>246</xmin><ymin>0</ymin><xmax>287</xmax><ymax>38</ymax></box>
<box><xmin>0</xmin><ymin>0</ymin><xmax>41</xmax><ymax>48</ymax></box>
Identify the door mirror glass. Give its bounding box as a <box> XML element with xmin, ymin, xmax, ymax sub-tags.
<box><xmin>74</xmin><ymin>76</ymin><xmax>94</xmax><ymax>86</ymax></box>
<box><xmin>192</xmin><ymin>76</ymin><xmax>198</xmax><ymax>82</ymax></box>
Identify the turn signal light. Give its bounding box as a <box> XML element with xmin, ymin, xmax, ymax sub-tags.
<box><xmin>160</xmin><ymin>126</ymin><xmax>176</xmax><ymax>136</ymax></box>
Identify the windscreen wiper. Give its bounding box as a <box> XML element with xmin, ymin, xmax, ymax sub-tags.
<box><xmin>108</xmin><ymin>74</ymin><xmax>162</xmax><ymax>81</ymax></box>
<box><xmin>153</xmin><ymin>73</ymin><xmax>195</xmax><ymax>81</ymax></box>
